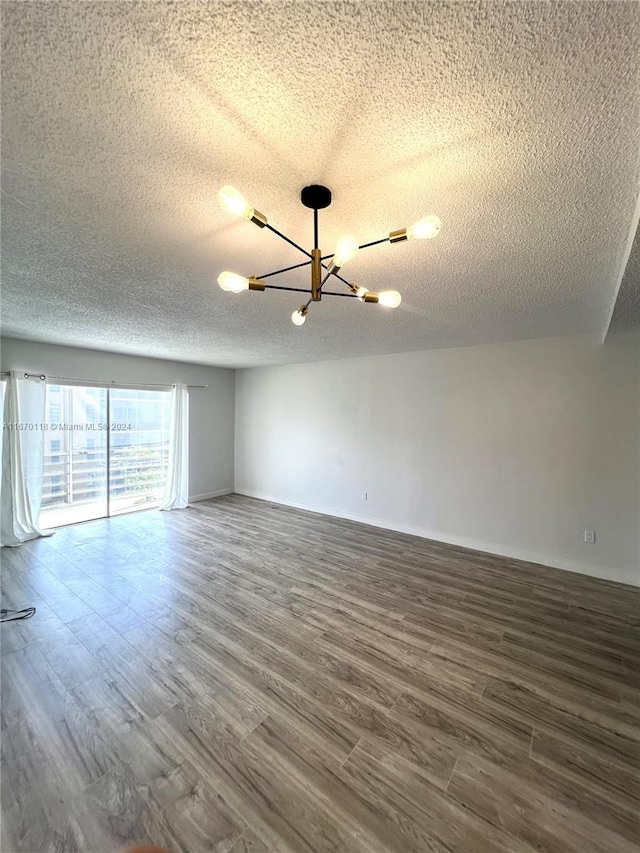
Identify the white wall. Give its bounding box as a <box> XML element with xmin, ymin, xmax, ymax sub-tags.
<box><xmin>1</xmin><ymin>337</ymin><xmax>235</xmax><ymax>501</ymax></box>
<box><xmin>235</xmin><ymin>334</ymin><xmax>640</xmax><ymax>586</ymax></box>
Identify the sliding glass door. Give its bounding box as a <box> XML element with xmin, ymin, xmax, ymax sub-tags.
<box><xmin>39</xmin><ymin>384</ymin><xmax>171</xmax><ymax>528</ymax></box>
<box><xmin>108</xmin><ymin>388</ymin><xmax>171</xmax><ymax>516</ymax></box>
<box><xmin>40</xmin><ymin>385</ymin><xmax>108</xmax><ymax>527</ymax></box>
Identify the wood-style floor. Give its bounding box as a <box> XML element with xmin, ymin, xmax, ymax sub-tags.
<box><xmin>1</xmin><ymin>495</ymin><xmax>639</xmax><ymax>853</ymax></box>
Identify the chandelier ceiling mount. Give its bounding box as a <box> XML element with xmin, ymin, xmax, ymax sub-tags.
<box><xmin>300</xmin><ymin>184</ymin><xmax>332</xmax><ymax>210</ymax></box>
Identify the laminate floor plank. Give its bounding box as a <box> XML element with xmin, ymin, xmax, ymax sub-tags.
<box><xmin>122</xmin><ymin>621</ymin><xmax>222</xmax><ymax>706</ymax></box>
<box><xmin>391</xmin><ymin>687</ymin><xmax>533</xmax><ymax>769</ymax></box>
<box><xmin>501</xmin><ymin>627</ymin><xmax>639</xmax><ymax>686</ymax></box>
<box><xmin>530</xmin><ymin>728</ymin><xmax>640</xmax><ymax>806</ymax></box>
<box><xmin>515</xmin><ymin>752</ymin><xmax>639</xmax><ymax>844</ymax></box>
<box><xmin>155</xmin><ymin>702</ymin><xmax>376</xmax><ymax>853</ymax></box>
<box><xmin>188</xmin><ymin>627</ymin><xmax>361</xmax><ymax>764</ymax></box>
<box><xmin>2</xmin><ymin>653</ymin><xmax>121</xmax><ymax>799</ymax></box>
<box><xmin>447</xmin><ymin>750</ymin><xmax>638</xmax><ymax>853</ymax></box>
<box><xmin>67</xmin><ymin>613</ymin><xmax>184</xmax><ymax>719</ymax></box>
<box><xmin>71</xmin><ymin>763</ymin><xmax>198</xmax><ymax>853</ymax></box>
<box><xmin>127</xmin><ymin>754</ymin><xmax>247</xmax><ymax>852</ymax></box>
<box><xmin>229</xmin><ymin>829</ymin><xmax>280</xmax><ymax>852</ymax></box>
<box><xmin>339</xmin><ymin>738</ymin><xmax>533</xmax><ymax>853</ymax></box>
<box><xmin>2</xmin><ymin>494</ymin><xmax>638</xmax><ymax>852</ymax></box>
<box><xmin>496</xmin><ymin>633</ymin><xmax>630</xmax><ymax>700</ymax></box>
<box><xmin>245</xmin><ymin>714</ymin><xmax>453</xmax><ymax>853</ymax></box>
<box><xmin>482</xmin><ymin>675</ymin><xmax>639</xmax><ymax>767</ymax></box>
<box><xmin>318</xmin><ymin>626</ymin><xmax>488</xmax><ymax>697</ymax></box>
<box><xmin>429</xmin><ymin>638</ymin><xmax>625</xmax><ymax>710</ymax></box>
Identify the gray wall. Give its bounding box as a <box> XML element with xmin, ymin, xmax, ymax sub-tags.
<box><xmin>1</xmin><ymin>337</ymin><xmax>235</xmax><ymax>501</ymax></box>
<box><xmin>235</xmin><ymin>333</ymin><xmax>640</xmax><ymax>586</ymax></box>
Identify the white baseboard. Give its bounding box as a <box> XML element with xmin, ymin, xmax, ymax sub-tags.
<box><xmin>189</xmin><ymin>488</ymin><xmax>234</xmax><ymax>503</ymax></box>
<box><xmin>235</xmin><ymin>488</ymin><xmax>639</xmax><ymax>588</ymax></box>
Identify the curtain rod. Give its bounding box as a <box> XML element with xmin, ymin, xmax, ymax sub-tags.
<box><xmin>1</xmin><ymin>372</ymin><xmax>208</xmax><ymax>389</ymax></box>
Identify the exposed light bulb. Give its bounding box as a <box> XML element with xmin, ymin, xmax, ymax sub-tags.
<box><xmin>218</xmin><ymin>271</ymin><xmax>249</xmax><ymax>293</ymax></box>
<box><xmin>378</xmin><ymin>290</ymin><xmax>402</xmax><ymax>308</ymax></box>
<box><xmin>331</xmin><ymin>236</ymin><xmax>359</xmax><ymax>269</ymax></box>
<box><xmin>407</xmin><ymin>215</ymin><xmax>442</xmax><ymax>240</ymax></box>
<box><xmin>291</xmin><ymin>308</ymin><xmax>307</xmax><ymax>326</ymax></box>
<box><xmin>218</xmin><ymin>185</ymin><xmax>254</xmax><ymax>220</ymax></box>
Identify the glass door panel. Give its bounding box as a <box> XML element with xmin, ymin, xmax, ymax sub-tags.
<box><xmin>108</xmin><ymin>388</ymin><xmax>171</xmax><ymax>516</ymax></box>
<box><xmin>40</xmin><ymin>385</ymin><xmax>108</xmax><ymax>528</ymax></box>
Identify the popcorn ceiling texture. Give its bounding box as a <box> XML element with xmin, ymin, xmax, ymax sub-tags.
<box><xmin>1</xmin><ymin>1</ymin><xmax>639</xmax><ymax>368</ymax></box>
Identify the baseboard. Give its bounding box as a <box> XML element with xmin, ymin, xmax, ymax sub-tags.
<box><xmin>235</xmin><ymin>488</ymin><xmax>639</xmax><ymax>588</ymax></box>
<box><xmin>189</xmin><ymin>488</ymin><xmax>234</xmax><ymax>503</ymax></box>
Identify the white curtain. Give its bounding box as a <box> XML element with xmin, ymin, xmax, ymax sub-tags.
<box><xmin>160</xmin><ymin>383</ymin><xmax>189</xmax><ymax>510</ymax></box>
<box><xmin>1</xmin><ymin>372</ymin><xmax>49</xmax><ymax>546</ymax></box>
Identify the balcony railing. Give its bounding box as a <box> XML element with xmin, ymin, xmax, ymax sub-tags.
<box><xmin>41</xmin><ymin>444</ymin><xmax>169</xmax><ymax>510</ymax></box>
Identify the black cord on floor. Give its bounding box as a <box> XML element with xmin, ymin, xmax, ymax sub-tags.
<box><xmin>0</xmin><ymin>607</ymin><xmax>36</xmax><ymax>622</ymax></box>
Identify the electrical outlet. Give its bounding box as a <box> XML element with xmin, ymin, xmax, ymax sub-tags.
<box><xmin>361</xmin><ymin>491</ymin><xmax>368</xmax><ymax>501</ymax></box>
<box><xmin>584</xmin><ymin>530</ymin><xmax>595</xmax><ymax>544</ymax></box>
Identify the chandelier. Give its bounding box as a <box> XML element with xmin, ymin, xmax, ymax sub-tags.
<box><xmin>217</xmin><ymin>184</ymin><xmax>441</xmax><ymax>326</ymax></box>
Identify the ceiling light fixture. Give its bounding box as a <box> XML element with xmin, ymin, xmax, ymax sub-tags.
<box><xmin>217</xmin><ymin>184</ymin><xmax>441</xmax><ymax>325</ymax></box>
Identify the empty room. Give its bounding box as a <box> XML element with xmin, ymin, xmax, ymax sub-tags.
<box><xmin>1</xmin><ymin>2</ymin><xmax>639</xmax><ymax>852</ymax></box>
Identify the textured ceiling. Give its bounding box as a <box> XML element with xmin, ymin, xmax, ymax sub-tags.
<box><xmin>1</xmin><ymin>1</ymin><xmax>639</xmax><ymax>368</ymax></box>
